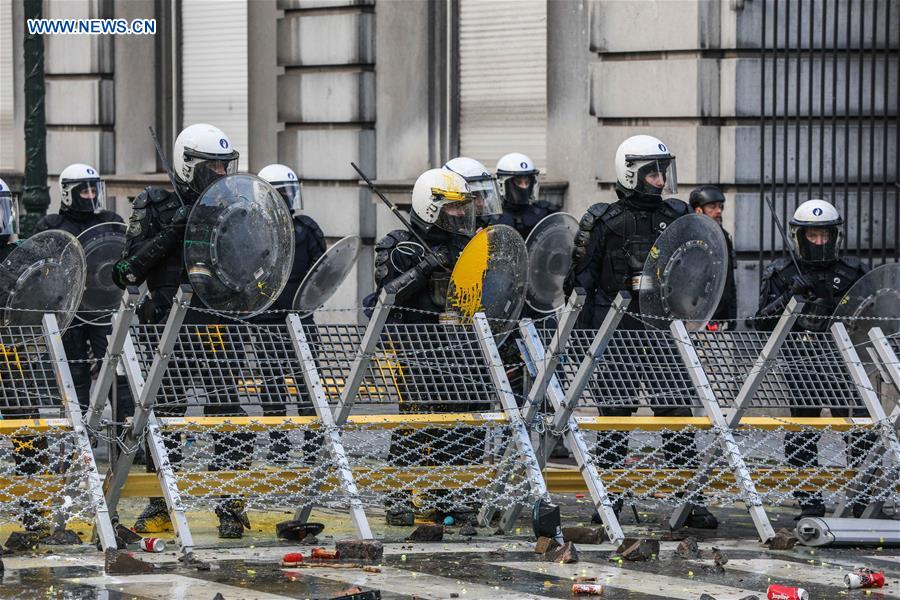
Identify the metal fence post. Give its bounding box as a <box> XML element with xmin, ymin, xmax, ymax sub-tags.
<box><xmin>286</xmin><ymin>314</ymin><xmax>373</xmax><ymax>538</ymax></box>
<box><xmin>42</xmin><ymin>313</ymin><xmax>117</xmax><ymax>550</ymax></box>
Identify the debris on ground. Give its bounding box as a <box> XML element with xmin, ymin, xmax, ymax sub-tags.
<box><xmin>562</xmin><ymin>526</ymin><xmax>601</xmax><ymax>544</ymax></box>
<box><xmin>114</xmin><ymin>524</ymin><xmax>142</xmax><ymax>546</ymax></box>
<box><xmin>711</xmin><ymin>547</ymin><xmax>728</xmax><ymax>568</ymax></box>
<box><xmin>300</xmin><ymin>534</ymin><xmax>319</xmax><ymax>545</ymax></box>
<box><xmin>614</xmin><ymin>537</ymin><xmax>659</xmax><ymax>562</ymax></box>
<box><xmin>543</xmin><ymin>541</ymin><xmax>579</xmax><ymax>564</ymax></box>
<box><xmin>182</xmin><ymin>552</ymin><xmax>211</xmax><ymax>571</ymax></box>
<box><xmin>406</xmin><ymin>524</ymin><xmax>443</xmax><ymax>542</ymax></box>
<box><xmin>459</xmin><ymin>524</ymin><xmax>477</xmax><ymax>537</ymax></box>
<box><xmin>330</xmin><ymin>586</ymin><xmax>381</xmax><ymax>600</ymax></box>
<box><xmin>767</xmin><ymin>528</ymin><xmax>798</xmax><ymax>550</ymax></box>
<box><xmin>275</xmin><ymin>520</ymin><xmax>325</xmax><ymax>541</ymax></box>
<box><xmin>3</xmin><ymin>532</ymin><xmax>42</xmax><ymax>553</ymax></box>
<box><xmin>212</xmin><ymin>594</ymin><xmax>226</xmax><ymax>600</ymax></box>
<box><xmin>38</xmin><ymin>529</ymin><xmax>81</xmax><ymax>546</ymax></box>
<box><xmin>534</xmin><ymin>536</ymin><xmax>558</xmax><ymax>554</ymax></box>
<box><xmin>282</xmin><ymin>552</ymin><xmax>304</xmax><ymax>566</ymax></box>
<box><xmin>572</xmin><ymin>582</ymin><xmax>604</xmax><ymax>595</ymax></box>
<box><xmin>286</xmin><ymin>562</ymin><xmax>381</xmax><ymax>571</ymax></box>
<box><xmin>335</xmin><ymin>539</ymin><xmax>383</xmax><ymax>561</ymax></box>
<box><xmin>674</xmin><ymin>536</ymin><xmax>701</xmax><ymax>559</ymax></box>
<box><xmin>104</xmin><ymin>549</ymin><xmax>154</xmax><ymax>575</ymax></box>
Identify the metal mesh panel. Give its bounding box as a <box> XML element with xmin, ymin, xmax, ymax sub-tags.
<box><xmin>0</xmin><ymin>425</ymin><xmax>103</xmax><ymax>527</ymax></box>
<box><xmin>690</xmin><ymin>330</ymin><xmax>768</xmax><ymax>406</ymax></box>
<box><xmin>558</xmin><ymin>329</ymin><xmax>698</xmax><ymax>410</ymax></box>
<box><xmin>752</xmin><ymin>332</ymin><xmax>864</xmax><ymax>410</ymax></box>
<box><xmin>312</xmin><ymin>323</ymin><xmax>498</xmax><ymax>408</ymax></box>
<box><xmin>130</xmin><ymin>324</ymin><xmax>313</xmax><ymax>416</ymax></box>
<box><xmin>0</xmin><ymin>327</ymin><xmax>63</xmax><ymax>416</ymax></box>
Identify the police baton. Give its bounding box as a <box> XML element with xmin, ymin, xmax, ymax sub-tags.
<box><xmin>148</xmin><ymin>126</ymin><xmax>187</xmax><ymax>208</ymax></box>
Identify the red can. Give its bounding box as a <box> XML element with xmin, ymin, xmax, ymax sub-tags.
<box><xmin>282</xmin><ymin>552</ymin><xmax>304</xmax><ymax>566</ymax></box>
<box><xmin>572</xmin><ymin>583</ymin><xmax>604</xmax><ymax>596</ymax></box>
<box><xmin>139</xmin><ymin>537</ymin><xmax>165</xmax><ymax>553</ymax></box>
<box><xmin>311</xmin><ymin>547</ymin><xmax>340</xmax><ymax>560</ymax></box>
<box><xmin>844</xmin><ymin>568</ymin><xmax>885</xmax><ymax>589</ymax></box>
<box><xmin>766</xmin><ymin>585</ymin><xmax>809</xmax><ymax>600</ymax></box>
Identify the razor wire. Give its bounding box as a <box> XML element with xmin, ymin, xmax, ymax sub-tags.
<box><xmin>0</xmin><ymin>424</ymin><xmax>105</xmax><ymax>528</ymax></box>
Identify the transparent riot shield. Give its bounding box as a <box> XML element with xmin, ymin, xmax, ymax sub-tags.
<box><xmin>640</xmin><ymin>214</ymin><xmax>728</xmax><ymax>331</ymax></box>
<box><xmin>832</xmin><ymin>262</ymin><xmax>900</xmax><ymax>346</ymax></box>
<box><xmin>292</xmin><ymin>235</ymin><xmax>361</xmax><ymax>318</ymax></box>
<box><xmin>524</xmin><ymin>212</ymin><xmax>578</xmax><ymax>314</ymax></box>
<box><xmin>76</xmin><ymin>222</ymin><xmax>127</xmax><ymax>325</ymax></box>
<box><xmin>184</xmin><ymin>174</ymin><xmax>294</xmax><ymax>317</ymax></box>
<box><xmin>0</xmin><ymin>230</ymin><xmax>86</xmax><ymax>327</ymax></box>
<box><xmin>447</xmin><ymin>224</ymin><xmax>528</xmax><ymax>338</ymax></box>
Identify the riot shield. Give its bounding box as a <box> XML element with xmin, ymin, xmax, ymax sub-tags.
<box><xmin>76</xmin><ymin>222</ymin><xmax>126</xmax><ymax>325</ymax></box>
<box><xmin>292</xmin><ymin>235</ymin><xmax>361</xmax><ymax>318</ymax></box>
<box><xmin>184</xmin><ymin>174</ymin><xmax>294</xmax><ymax>316</ymax></box>
<box><xmin>640</xmin><ymin>214</ymin><xmax>728</xmax><ymax>331</ymax></box>
<box><xmin>446</xmin><ymin>224</ymin><xmax>527</xmax><ymax>337</ymax></box>
<box><xmin>832</xmin><ymin>262</ymin><xmax>900</xmax><ymax>346</ymax></box>
<box><xmin>524</xmin><ymin>212</ymin><xmax>578</xmax><ymax>314</ymax></box>
<box><xmin>0</xmin><ymin>230</ymin><xmax>86</xmax><ymax>328</ymax></box>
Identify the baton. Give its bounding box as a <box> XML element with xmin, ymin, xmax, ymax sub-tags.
<box><xmin>350</xmin><ymin>161</ymin><xmax>444</xmax><ymax>261</ymax></box>
<box><xmin>148</xmin><ymin>126</ymin><xmax>187</xmax><ymax>208</ymax></box>
<box><xmin>764</xmin><ymin>194</ymin><xmax>805</xmax><ymax>277</ymax></box>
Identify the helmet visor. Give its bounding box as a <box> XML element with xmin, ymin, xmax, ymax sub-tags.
<box><xmin>434</xmin><ymin>193</ymin><xmax>476</xmax><ymax>236</ymax></box>
<box><xmin>469</xmin><ymin>178</ymin><xmax>502</xmax><ymax>218</ymax></box>
<box><xmin>273</xmin><ymin>180</ymin><xmax>303</xmax><ymax>215</ymax></box>
<box><xmin>67</xmin><ymin>180</ymin><xmax>106</xmax><ymax>213</ymax></box>
<box><xmin>190</xmin><ymin>156</ymin><xmax>240</xmax><ymax>195</ymax></box>
<box><xmin>0</xmin><ymin>194</ymin><xmax>16</xmax><ymax>236</ymax></box>
<box><xmin>794</xmin><ymin>225</ymin><xmax>841</xmax><ymax>262</ymax></box>
<box><xmin>634</xmin><ymin>158</ymin><xmax>677</xmax><ymax>196</ymax></box>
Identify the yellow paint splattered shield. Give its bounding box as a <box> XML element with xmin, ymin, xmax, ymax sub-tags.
<box><xmin>446</xmin><ymin>224</ymin><xmax>528</xmax><ymax>337</ymax></box>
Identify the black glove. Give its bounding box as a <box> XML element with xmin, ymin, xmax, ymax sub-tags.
<box><xmin>166</xmin><ymin>204</ymin><xmax>190</xmax><ymax>231</ymax></box>
<box><xmin>789</xmin><ymin>273</ymin><xmax>813</xmax><ymax>297</ymax></box>
<box><xmin>416</xmin><ymin>246</ymin><xmax>452</xmax><ymax>277</ymax></box>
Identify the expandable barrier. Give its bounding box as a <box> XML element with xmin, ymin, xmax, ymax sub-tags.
<box><xmin>3</xmin><ymin>287</ymin><xmax>898</xmax><ymax>557</ymax></box>
<box><xmin>0</xmin><ymin>317</ymin><xmax>116</xmax><ymax>550</ymax></box>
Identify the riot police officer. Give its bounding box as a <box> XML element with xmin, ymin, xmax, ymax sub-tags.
<box><xmin>689</xmin><ymin>186</ymin><xmax>737</xmax><ymax>330</ymax></box>
<box><xmin>372</xmin><ymin>168</ymin><xmax>481</xmax><ymax>524</ymax></box>
<box><xmin>0</xmin><ymin>177</ymin><xmax>17</xmax><ymax>262</ymax></box>
<box><xmin>112</xmin><ymin>124</ymin><xmax>248</xmax><ymax>538</ymax></box>
<box><xmin>754</xmin><ymin>199</ymin><xmax>868</xmax><ymax>519</ymax></box>
<box><xmin>565</xmin><ymin>135</ymin><xmax>718</xmax><ymax>529</ymax></box>
<box><xmin>252</xmin><ymin>164</ymin><xmax>326</xmax><ymax>462</ymax></box>
<box><xmin>492</xmin><ymin>152</ymin><xmax>557</xmax><ymax>239</ymax></box>
<box><xmin>34</xmin><ymin>164</ymin><xmax>132</xmax><ymax>415</ymax></box>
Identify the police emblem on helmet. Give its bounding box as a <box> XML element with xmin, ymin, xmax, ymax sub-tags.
<box><xmin>86</xmin><ymin>168</ymin><xmax>95</xmax><ymax>175</ymax></box>
<box><xmin>219</xmin><ymin>138</ymin><xmax>229</xmax><ymax>149</ymax></box>
<box><xmin>288</xmin><ymin>172</ymin><xmax>295</xmax><ymax>180</ymax></box>
<box><xmin>658</xmin><ymin>143</ymin><xmax>667</xmax><ymax>152</ymax></box>
<box><xmin>812</xmin><ymin>207</ymin><xmax>823</xmax><ymax>216</ymax></box>
<box><xmin>520</xmin><ymin>161</ymin><xmax>528</xmax><ymax>169</ymax></box>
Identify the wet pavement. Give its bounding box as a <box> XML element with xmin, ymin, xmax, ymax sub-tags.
<box><xmin>2</xmin><ymin>501</ymin><xmax>898</xmax><ymax>599</ymax></box>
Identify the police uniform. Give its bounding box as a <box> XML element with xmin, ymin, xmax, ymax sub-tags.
<box><xmin>35</xmin><ymin>209</ymin><xmax>131</xmax><ymax>414</ymax></box>
<box><xmin>755</xmin><ymin>255</ymin><xmax>870</xmax><ymax>516</ymax></box>
<box><xmin>487</xmin><ymin>200</ymin><xmax>557</xmax><ymax>241</ymax></box>
<box><xmin>709</xmin><ymin>228</ymin><xmax>738</xmax><ymax>329</ymax></box>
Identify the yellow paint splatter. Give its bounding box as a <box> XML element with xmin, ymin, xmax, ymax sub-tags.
<box><xmin>448</xmin><ymin>230</ymin><xmax>489</xmax><ymax>319</ymax></box>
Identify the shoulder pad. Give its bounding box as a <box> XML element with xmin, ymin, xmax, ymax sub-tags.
<box><xmin>133</xmin><ymin>186</ymin><xmax>171</xmax><ymax>209</ymax></box>
<box><xmin>662</xmin><ymin>197</ymin><xmax>690</xmax><ymax>217</ymax></box>
<box><xmin>295</xmin><ymin>214</ymin><xmax>324</xmax><ymax>236</ymax></box>
<box><xmin>836</xmin><ymin>256</ymin><xmax>868</xmax><ymax>277</ymax></box>
<box><xmin>35</xmin><ymin>214</ymin><xmax>64</xmax><ymax>232</ymax></box>
<box><xmin>375</xmin><ymin>230</ymin><xmax>412</xmax><ymax>250</ymax></box>
<box><xmin>762</xmin><ymin>257</ymin><xmax>792</xmax><ymax>279</ymax></box>
<box><xmin>578</xmin><ymin>202</ymin><xmax>613</xmax><ymax>232</ymax></box>
<box><xmin>533</xmin><ymin>200</ymin><xmax>555</xmax><ymax>212</ymax></box>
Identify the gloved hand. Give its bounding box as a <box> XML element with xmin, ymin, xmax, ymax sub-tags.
<box><xmin>416</xmin><ymin>246</ymin><xmax>452</xmax><ymax>277</ymax></box>
<box><xmin>789</xmin><ymin>273</ymin><xmax>814</xmax><ymax>297</ymax></box>
<box><xmin>112</xmin><ymin>259</ymin><xmax>145</xmax><ymax>289</ymax></box>
<box><xmin>166</xmin><ymin>204</ymin><xmax>191</xmax><ymax>231</ymax></box>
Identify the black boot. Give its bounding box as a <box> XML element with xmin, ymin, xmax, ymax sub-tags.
<box><xmin>591</xmin><ymin>497</ymin><xmax>623</xmax><ymax>524</ymax></box>
<box><xmin>215</xmin><ymin>499</ymin><xmax>250</xmax><ymax>539</ymax></box>
<box><xmin>793</xmin><ymin>491</ymin><xmax>826</xmax><ymax>520</ymax></box>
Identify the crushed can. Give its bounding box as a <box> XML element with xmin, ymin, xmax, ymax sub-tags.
<box><xmin>844</xmin><ymin>568</ymin><xmax>885</xmax><ymax>589</ymax></box>
<box><xmin>572</xmin><ymin>583</ymin><xmax>604</xmax><ymax>595</ymax></box>
<box><xmin>767</xmin><ymin>584</ymin><xmax>809</xmax><ymax>600</ymax></box>
<box><xmin>139</xmin><ymin>537</ymin><xmax>165</xmax><ymax>553</ymax></box>
<box><xmin>282</xmin><ymin>552</ymin><xmax>304</xmax><ymax>567</ymax></box>
<box><xmin>311</xmin><ymin>547</ymin><xmax>340</xmax><ymax>560</ymax></box>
